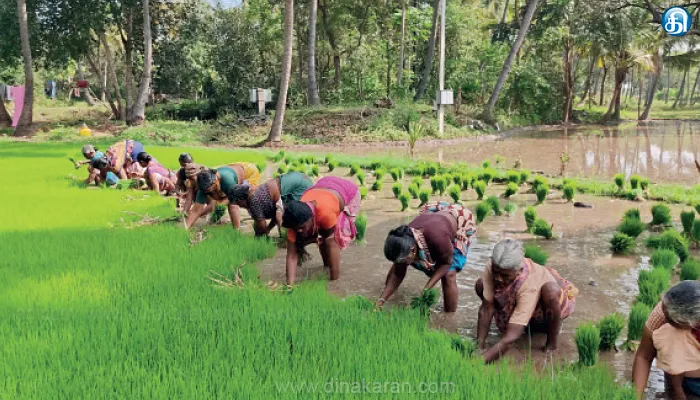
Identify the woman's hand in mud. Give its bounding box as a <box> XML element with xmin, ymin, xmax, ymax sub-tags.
<box><xmin>373</xmin><ymin>299</ymin><xmax>385</xmax><ymax>312</ymax></box>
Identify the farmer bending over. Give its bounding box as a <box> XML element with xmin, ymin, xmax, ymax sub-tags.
<box><xmin>136</xmin><ymin>152</ymin><xmax>177</xmax><ymax>196</ymax></box>
<box><xmin>76</xmin><ymin>144</ymin><xmax>104</xmax><ymax>184</ymax></box>
<box><xmin>227</xmin><ymin>171</ymin><xmax>313</xmax><ymax>237</ymax></box>
<box><xmin>176</xmin><ymin>154</ymin><xmax>196</xmax><ymax>212</ymax></box>
<box><xmin>282</xmin><ymin>177</ymin><xmax>360</xmax><ymax>286</ymax></box>
<box><xmin>633</xmin><ymin>281</ymin><xmax>700</xmax><ymax>400</ymax></box>
<box><xmin>376</xmin><ymin>201</ymin><xmax>475</xmax><ymax>313</ymax></box>
<box><xmin>185</xmin><ymin>167</ymin><xmax>244</xmax><ymax>230</ymax></box>
<box><xmin>475</xmin><ymin>239</ymin><xmax>578</xmax><ymax>363</ymax></box>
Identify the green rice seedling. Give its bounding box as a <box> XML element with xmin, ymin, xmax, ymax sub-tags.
<box><xmin>418</xmin><ymin>189</ymin><xmax>431</xmax><ymax>206</ymax></box>
<box><xmin>410</xmin><ymin>288</ymin><xmax>439</xmax><ymax>317</ymax></box>
<box><xmin>372</xmin><ymin>179</ymin><xmax>383</xmax><ymax>191</ymax></box>
<box><xmin>637</xmin><ymin>268</ymin><xmax>670</xmax><ymax>307</ymax></box>
<box><xmin>646</xmin><ymin>229</ymin><xmax>689</xmax><ymax>262</ymax></box>
<box><xmin>486</xmin><ymin>196</ymin><xmax>502</xmax><ymax>216</ymax></box>
<box><xmin>450</xmin><ymin>335</ymin><xmax>477</xmax><ymax>358</ymax></box>
<box><xmin>448</xmin><ymin>185</ymin><xmax>461</xmax><ymax>203</ymax></box>
<box><xmin>345</xmin><ymin>295</ymin><xmax>374</xmax><ymax>311</ymax></box>
<box><xmin>360</xmin><ymin>186</ymin><xmax>369</xmax><ymax>200</ymax></box>
<box><xmin>536</xmin><ymin>184</ymin><xmax>549</xmax><ymax>205</ymax></box>
<box><xmin>681</xmin><ymin>210</ymin><xmax>695</xmax><ymax>236</ymax></box>
<box><xmin>504</xmin><ymin>182</ymin><xmax>518</xmax><ymax>198</ymax></box>
<box><xmin>650</xmin><ymin>249</ymin><xmax>678</xmax><ymax>270</ymax></box>
<box><xmin>618</xmin><ymin>217</ymin><xmax>646</xmax><ymax>238</ymax></box>
<box><xmin>307</xmin><ymin>155</ymin><xmax>317</xmax><ymax>164</ymax></box>
<box><xmin>563</xmin><ymin>178</ymin><xmax>575</xmax><ymax>187</ymax></box>
<box><xmin>277</xmin><ymin>164</ymin><xmax>288</xmax><ymax>174</ymax></box>
<box><xmin>430</xmin><ymin>176</ymin><xmax>439</xmax><ymax>194</ymax></box>
<box><xmin>256</xmin><ymin>161</ymin><xmax>267</xmax><ymax>174</ymax></box>
<box><xmin>425</xmin><ymin>163</ymin><xmax>438</xmax><ymax>176</ymax></box>
<box><xmin>370</xmin><ymin>161</ymin><xmax>384</xmax><ymax>171</ymax></box>
<box><xmin>474</xmin><ymin>180</ymin><xmax>486</xmax><ymax>200</ymax></box>
<box><xmin>211</xmin><ymin>204</ymin><xmax>227</xmax><ymax>224</ymax></box>
<box><xmin>328</xmin><ymin>160</ymin><xmax>337</xmax><ymax>172</ymax></box>
<box><xmin>532</xmin><ymin>175</ymin><xmax>548</xmax><ymax>191</ymax></box>
<box><xmin>640</xmin><ymin>178</ymin><xmax>650</xmax><ymax>190</ymax></box>
<box><xmin>524</xmin><ymin>244</ymin><xmax>549</xmax><ymax>265</ymax></box>
<box><xmin>355</xmin><ymin>213</ymin><xmax>367</xmax><ymax>242</ymax></box>
<box><xmin>626</xmin><ymin>303</ymin><xmax>651</xmax><ymax>343</ymax></box>
<box><xmin>624</xmin><ymin>208</ymin><xmax>641</xmax><ymax>221</ymax></box>
<box><xmin>272</xmin><ymin>172</ymin><xmax>280</xmax><ymax>179</ymax></box>
<box><xmin>533</xmin><ymin>219</ymin><xmax>553</xmax><ymax>239</ymax></box>
<box><xmin>357</xmin><ymin>172</ymin><xmax>366</xmax><ymax>186</ymax></box>
<box><xmin>460</xmin><ymin>174</ymin><xmax>471</xmax><ymax>191</ymax></box>
<box><xmin>408</xmin><ymin>183</ymin><xmax>420</xmax><ymax>199</ymax></box>
<box><xmin>399</xmin><ymin>193</ymin><xmax>411</xmax><ymax>211</ymax></box>
<box><xmin>272</xmin><ymin>151</ymin><xmax>285</xmax><ymax>162</ymax></box>
<box><xmin>481</xmin><ymin>168</ymin><xmax>495</xmax><ymax>185</ymax></box>
<box><xmin>597</xmin><ymin>313</ymin><xmax>625</xmax><ymax>351</ymax></box>
<box><xmin>681</xmin><ymin>258</ymin><xmax>700</xmax><ymax>280</ymax></box>
<box><xmin>650</xmin><ymin>204</ymin><xmax>671</xmax><ymax>226</ymax></box>
<box><xmin>324</xmin><ymin>154</ymin><xmax>333</xmax><ymax>164</ymax></box>
<box><xmin>630</xmin><ymin>175</ymin><xmax>641</xmax><ymax>190</ymax></box>
<box><xmin>284</xmin><ymin>155</ymin><xmax>294</xmax><ymax>165</ymax></box>
<box><xmin>563</xmin><ymin>184</ymin><xmax>576</xmax><ymax>203</ymax></box>
<box><xmin>613</xmin><ymin>174</ymin><xmax>625</xmax><ymax>191</ymax></box>
<box><xmin>504</xmin><ymin>203</ymin><xmax>517</xmax><ymax>216</ymax></box>
<box><xmin>519</xmin><ymin>169</ymin><xmax>531</xmax><ymax>185</ymax></box>
<box><xmin>442</xmin><ymin>173</ymin><xmax>453</xmax><ymax>185</ymax></box>
<box><xmin>494</xmin><ymin>155</ymin><xmax>505</xmax><ymax>165</ymax></box>
<box><xmin>575</xmin><ymin>322</ymin><xmax>601</xmax><ymax>367</ymax></box>
<box><xmin>693</xmin><ymin>220</ymin><xmax>700</xmax><ymax>243</ymax></box>
<box><xmin>392</xmin><ymin>183</ymin><xmax>402</xmax><ymax>198</ymax></box>
<box><xmin>506</xmin><ymin>170</ymin><xmax>520</xmax><ymax>184</ymax></box>
<box><xmin>452</xmin><ymin>174</ymin><xmax>462</xmax><ymax>186</ymax></box>
<box><xmin>524</xmin><ymin>206</ymin><xmax>537</xmax><ymax>232</ymax></box>
<box><xmin>350</xmin><ymin>164</ymin><xmax>361</xmax><ymax>176</ymax></box>
<box><xmin>375</xmin><ymin>168</ymin><xmax>387</xmax><ymax>182</ymax></box>
<box><xmin>390</xmin><ymin>168</ymin><xmax>401</xmax><ymax>182</ymax></box>
<box><xmin>476</xmin><ymin>202</ymin><xmax>491</xmax><ymax>224</ymax></box>
<box><xmin>696</xmin><ymin>203</ymin><xmax>700</xmax><ymax>215</ymax></box>
<box><xmin>436</xmin><ymin>176</ymin><xmax>448</xmax><ymax>195</ymax></box>
<box><xmin>411</xmin><ymin>176</ymin><xmax>423</xmax><ymax>189</ymax></box>
<box><xmin>398</xmin><ymin>168</ymin><xmax>405</xmax><ymax>179</ymax></box>
<box><xmin>311</xmin><ymin>165</ymin><xmax>320</xmax><ymax>177</ymax></box>
<box><xmin>482</xmin><ymin>160</ymin><xmax>491</xmax><ymax>169</ymax></box>
<box><xmin>610</xmin><ymin>233</ymin><xmax>635</xmax><ymax>254</ymax></box>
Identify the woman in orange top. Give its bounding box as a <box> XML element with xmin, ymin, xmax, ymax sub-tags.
<box><xmin>282</xmin><ymin>177</ymin><xmax>360</xmax><ymax>286</ymax></box>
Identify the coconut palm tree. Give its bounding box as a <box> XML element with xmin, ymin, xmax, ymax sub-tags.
<box><xmin>14</xmin><ymin>0</ymin><xmax>33</xmax><ymax>136</ymax></box>
<box><xmin>268</xmin><ymin>0</ymin><xmax>295</xmax><ymax>143</ymax></box>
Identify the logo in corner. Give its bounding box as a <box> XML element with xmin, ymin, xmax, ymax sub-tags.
<box><xmin>662</xmin><ymin>7</ymin><xmax>692</xmax><ymax>37</ymax></box>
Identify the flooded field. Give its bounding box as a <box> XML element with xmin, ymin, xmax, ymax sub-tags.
<box><xmin>293</xmin><ymin>120</ymin><xmax>700</xmax><ymax>185</ymax></box>
<box><xmin>255</xmin><ymin>167</ymin><xmax>695</xmax><ymax>399</ymax></box>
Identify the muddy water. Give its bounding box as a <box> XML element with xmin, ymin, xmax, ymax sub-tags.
<box><xmin>254</xmin><ymin>169</ymin><xmax>694</xmax><ymax>398</ymax></box>
<box><xmin>294</xmin><ymin>120</ymin><xmax>700</xmax><ymax>185</ymax></box>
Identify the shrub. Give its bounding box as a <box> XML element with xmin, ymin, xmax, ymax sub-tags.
<box><xmin>618</xmin><ymin>217</ymin><xmax>646</xmax><ymax>238</ymax></box>
<box><xmin>532</xmin><ymin>176</ymin><xmax>548</xmax><ymax>191</ymax></box>
<box><xmin>519</xmin><ymin>169</ymin><xmax>531</xmax><ymax>185</ymax></box>
<box><xmin>650</xmin><ymin>204</ymin><xmax>671</xmax><ymax>226</ymax></box>
<box><xmin>533</xmin><ymin>219</ymin><xmax>553</xmax><ymax>239</ymax></box>
<box><xmin>637</xmin><ymin>268</ymin><xmax>670</xmax><ymax>307</ymax></box>
<box><xmin>504</xmin><ymin>203</ymin><xmax>517</xmax><ymax>216</ymax></box>
<box><xmin>410</xmin><ymin>288</ymin><xmax>439</xmax><ymax>317</ymax></box>
<box><xmin>630</xmin><ymin>175</ymin><xmax>641</xmax><ymax>190</ymax></box>
<box><xmin>418</xmin><ymin>189</ymin><xmax>431</xmax><ymax>206</ymax></box>
<box><xmin>680</xmin><ymin>258</ymin><xmax>700</xmax><ymax>281</ymax></box>
<box><xmin>646</xmin><ymin>229</ymin><xmax>689</xmax><ymax>262</ymax></box>
<box><xmin>390</xmin><ymin>168</ymin><xmax>401</xmax><ymax>182</ymax></box>
<box><xmin>627</xmin><ymin>303</ymin><xmax>651</xmax><ymax>342</ymax></box>
<box><xmin>436</xmin><ymin>176</ymin><xmax>448</xmax><ymax>195</ymax></box>
<box><xmin>610</xmin><ymin>233</ymin><xmax>635</xmax><ymax>255</ymax></box>
<box><xmin>475</xmin><ymin>202</ymin><xmax>491</xmax><ymax>224</ymax></box>
<box><xmin>360</xmin><ymin>187</ymin><xmax>368</xmax><ymax>200</ymax></box>
<box><xmin>575</xmin><ymin>323</ymin><xmax>600</xmax><ymax>367</ymax></box>
<box><xmin>504</xmin><ymin>182</ymin><xmax>518</xmax><ymax>198</ymax></box>
<box><xmin>624</xmin><ymin>208</ymin><xmax>641</xmax><ymax>221</ymax></box>
<box><xmin>372</xmin><ymin>180</ymin><xmax>383</xmax><ymax>191</ymax></box>
<box><xmin>597</xmin><ymin>313</ymin><xmax>625</xmax><ymax>351</ymax></box>
<box><xmin>481</xmin><ymin>168</ymin><xmax>495</xmax><ymax>185</ymax></box>
<box><xmin>640</xmin><ymin>178</ymin><xmax>650</xmax><ymax>190</ymax></box>
<box><xmin>536</xmin><ymin>184</ymin><xmax>549</xmax><ymax>205</ymax></box>
<box><xmin>277</xmin><ymin>164</ymin><xmax>288</xmax><ymax>174</ymax></box>
<box><xmin>408</xmin><ymin>183</ymin><xmax>419</xmax><ymax>199</ymax></box>
<box><xmin>399</xmin><ymin>193</ymin><xmax>411</xmax><ymax>211</ymax></box>
<box><xmin>328</xmin><ymin>160</ymin><xmax>337</xmax><ymax>172</ymax></box>
<box><xmin>311</xmin><ymin>165</ymin><xmax>320</xmax><ymax>177</ymax></box>
<box><xmin>356</xmin><ymin>172</ymin><xmax>366</xmax><ymax>186</ymax></box>
<box><xmin>506</xmin><ymin>170</ymin><xmax>520</xmax><ymax>184</ymax></box>
<box><xmin>448</xmin><ymin>185</ymin><xmax>461</xmax><ymax>203</ymax></box>
<box><xmin>474</xmin><ymin>180</ymin><xmax>486</xmax><ymax>200</ymax></box>
<box><xmin>411</xmin><ymin>177</ymin><xmax>423</xmax><ymax>189</ymax></box>
<box><xmin>563</xmin><ymin>184</ymin><xmax>576</xmax><ymax>203</ymax></box>
<box><xmin>350</xmin><ymin>164</ymin><xmax>361</xmax><ymax>176</ymax></box>
<box><xmin>613</xmin><ymin>174</ymin><xmax>625</xmax><ymax>190</ymax></box>
<box><xmin>524</xmin><ymin>244</ymin><xmax>549</xmax><ymax>265</ymax></box>
<box><xmin>524</xmin><ymin>206</ymin><xmax>537</xmax><ymax>232</ymax></box>
<box><xmin>355</xmin><ymin>213</ymin><xmax>367</xmax><ymax>242</ymax></box>
<box><xmin>392</xmin><ymin>183</ymin><xmax>402</xmax><ymax>198</ymax></box>
<box><xmin>681</xmin><ymin>210</ymin><xmax>695</xmax><ymax>236</ymax></box>
<box><xmin>650</xmin><ymin>249</ymin><xmax>678</xmax><ymax>270</ymax></box>
<box><xmin>486</xmin><ymin>196</ymin><xmax>502</xmax><ymax>216</ymax></box>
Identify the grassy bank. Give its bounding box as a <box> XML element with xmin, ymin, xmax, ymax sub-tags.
<box><xmin>0</xmin><ymin>143</ymin><xmax>633</xmax><ymax>398</ymax></box>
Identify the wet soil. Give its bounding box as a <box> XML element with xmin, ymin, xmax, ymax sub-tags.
<box><xmin>253</xmin><ymin>166</ymin><xmax>695</xmax><ymax>399</ymax></box>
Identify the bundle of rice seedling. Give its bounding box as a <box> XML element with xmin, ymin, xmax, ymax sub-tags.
<box><xmin>211</xmin><ymin>204</ymin><xmax>227</xmax><ymax>224</ymax></box>
<box><xmin>482</xmin><ymin>160</ymin><xmax>491</xmax><ymax>169</ymax></box>
<box><xmin>345</xmin><ymin>295</ymin><xmax>374</xmax><ymax>311</ymax></box>
<box><xmin>278</xmin><ymin>164</ymin><xmax>288</xmax><ymax>174</ymax></box>
<box><xmin>410</xmin><ymin>288</ymin><xmax>439</xmax><ymax>317</ymax></box>
<box><xmin>626</xmin><ymin>303</ymin><xmax>651</xmax><ymax>343</ymax></box>
<box><xmin>311</xmin><ymin>165</ymin><xmax>320</xmax><ymax>177</ymax></box>
<box><xmin>390</xmin><ymin>169</ymin><xmax>401</xmax><ymax>182</ymax></box>
<box><xmin>681</xmin><ymin>210</ymin><xmax>695</xmax><ymax>236</ymax></box>
<box><xmin>448</xmin><ymin>185</ymin><xmax>461</xmax><ymax>203</ymax></box>
<box><xmin>328</xmin><ymin>160</ymin><xmax>337</xmax><ymax>172</ymax></box>
<box><xmin>350</xmin><ymin>164</ymin><xmax>361</xmax><ymax>176</ymax></box>
<box><xmin>640</xmin><ymin>178</ymin><xmax>650</xmax><ymax>190</ymax></box>
<box><xmin>624</xmin><ymin>208</ymin><xmax>641</xmax><ymax>221</ymax></box>
<box><xmin>418</xmin><ymin>189</ymin><xmax>431</xmax><ymax>206</ymax></box>
<box><xmin>452</xmin><ymin>174</ymin><xmax>462</xmax><ymax>186</ymax></box>
<box><xmin>504</xmin><ymin>203</ymin><xmax>517</xmax><ymax>216</ymax></box>
<box><xmin>475</xmin><ymin>202</ymin><xmax>491</xmax><ymax>224</ymax></box>
<box><xmin>680</xmin><ymin>258</ymin><xmax>700</xmax><ymax>281</ymax></box>
<box><xmin>392</xmin><ymin>183</ymin><xmax>402</xmax><ymax>198</ymax></box>
<box><xmin>613</xmin><ymin>174</ymin><xmax>625</xmax><ymax>191</ymax></box>
<box><xmin>481</xmin><ymin>168</ymin><xmax>495</xmax><ymax>185</ymax></box>
<box><xmin>430</xmin><ymin>176</ymin><xmax>440</xmax><ymax>194</ymax></box>
<box><xmin>408</xmin><ymin>183</ymin><xmax>419</xmax><ymax>199</ymax></box>
<box><xmin>486</xmin><ymin>196</ymin><xmax>502</xmax><ymax>216</ymax></box>
<box><xmin>532</xmin><ymin>176</ymin><xmax>548</xmax><ymax>191</ymax></box>
<box><xmin>506</xmin><ymin>170</ymin><xmax>520</xmax><ymax>184</ymax></box>
<box><xmin>504</xmin><ymin>182</ymin><xmax>518</xmax><ymax>198</ymax></box>
<box><xmin>519</xmin><ymin>169</ymin><xmax>531</xmax><ymax>185</ymax></box>
<box><xmin>650</xmin><ymin>249</ymin><xmax>678</xmax><ymax>270</ymax></box>
<box><xmin>597</xmin><ymin>313</ymin><xmax>625</xmax><ymax>351</ymax></box>
<box><xmin>536</xmin><ymin>184</ymin><xmax>549</xmax><ymax>205</ymax></box>
<box><xmin>575</xmin><ymin>323</ymin><xmax>601</xmax><ymax>367</ymax></box>
<box><xmin>618</xmin><ymin>217</ymin><xmax>645</xmax><ymax>238</ymax></box>
<box><xmin>524</xmin><ymin>244</ymin><xmax>548</xmax><ymax>265</ymax></box>
<box><xmin>694</xmin><ymin>221</ymin><xmax>700</xmax><ymax>243</ymax></box>
<box><xmin>360</xmin><ymin>187</ymin><xmax>369</xmax><ymax>200</ymax></box>
<box><xmin>563</xmin><ymin>184</ymin><xmax>576</xmax><ymax>203</ymax></box>
<box><xmin>650</xmin><ymin>204</ymin><xmax>671</xmax><ymax>226</ymax></box>
<box><xmin>646</xmin><ymin>229</ymin><xmax>689</xmax><ymax>262</ymax></box>
<box><xmin>272</xmin><ymin>151</ymin><xmax>285</xmax><ymax>162</ymax></box>
<box><xmin>399</xmin><ymin>193</ymin><xmax>411</xmax><ymax>211</ymax></box>
<box><xmin>411</xmin><ymin>176</ymin><xmax>423</xmax><ymax>188</ymax></box>
<box><xmin>610</xmin><ymin>233</ymin><xmax>635</xmax><ymax>254</ymax></box>
<box><xmin>357</xmin><ymin>172</ymin><xmax>366</xmax><ymax>186</ymax></box>
<box><xmin>354</xmin><ymin>213</ymin><xmax>367</xmax><ymax>242</ymax></box>
<box><xmin>474</xmin><ymin>180</ymin><xmax>486</xmax><ymax>200</ymax></box>
<box><xmin>436</xmin><ymin>176</ymin><xmax>448</xmax><ymax>196</ymax></box>
<box><xmin>533</xmin><ymin>219</ymin><xmax>553</xmax><ymax>239</ymax></box>
<box><xmin>524</xmin><ymin>206</ymin><xmax>537</xmax><ymax>232</ymax></box>
<box><xmin>425</xmin><ymin>164</ymin><xmax>438</xmax><ymax>176</ymax></box>
<box><xmin>372</xmin><ymin>180</ymin><xmax>383</xmax><ymax>191</ymax></box>
<box><xmin>450</xmin><ymin>335</ymin><xmax>477</xmax><ymax>358</ymax></box>
<box><xmin>637</xmin><ymin>268</ymin><xmax>670</xmax><ymax>307</ymax></box>
<box><xmin>630</xmin><ymin>175</ymin><xmax>641</xmax><ymax>190</ymax></box>
<box><xmin>256</xmin><ymin>161</ymin><xmax>267</xmax><ymax>173</ymax></box>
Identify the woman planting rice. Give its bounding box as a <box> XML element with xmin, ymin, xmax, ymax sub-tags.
<box><xmin>176</xmin><ymin>154</ymin><xmax>198</xmax><ymax>213</ymax></box>
<box><xmin>227</xmin><ymin>171</ymin><xmax>313</xmax><ymax>237</ymax></box>
<box><xmin>77</xmin><ymin>144</ymin><xmax>104</xmax><ymax>184</ymax></box>
<box><xmin>136</xmin><ymin>152</ymin><xmax>178</xmax><ymax>196</ymax></box>
<box><xmin>103</xmin><ymin>139</ymin><xmax>146</xmax><ymax>179</ymax></box>
<box><xmin>633</xmin><ymin>280</ymin><xmax>700</xmax><ymax>400</ymax></box>
<box><xmin>475</xmin><ymin>239</ymin><xmax>578</xmax><ymax>363</ymax></box>
<box><xmin>282</xmin><ymin>176</ymin><xmax>360</xmax><ymax>286</ymax></box>
<box><xmin>376</xmin><ymin>201</ymin><xmax>476</xmax><ymax>313</ymax></box>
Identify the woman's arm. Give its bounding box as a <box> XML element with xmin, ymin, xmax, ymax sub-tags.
<box><xmin>185</xmin><ymin>203</ymin><xmax>206</xmax><ymax>229</ymax></box>
<box><xmin>424</xmin><ymin>263</ymin><xmax>451</xmax><ymax>290</ymax></box>
<box><xmin>665</xmin><ymin>373</ymin><xmax>688</xmax><ymax>400</ymax></box>
<box><xmin>476</xmin><ymin>300</ymin><xmax>495</xmax><ymax>349</ymax></box>
<box><xmin>377</xmin><ymin>263</ymin><xmax>408</xmax><ymax>307</ymax></box>
<box><xmin>483</xmin><ymin>323</ymin><xmax>526</xmax><ymax>363</ymax></box>
<box><xmin>632</xmin><ymin>328</ymin><xmax>657</xmax><ymax>399</ymax></box>
<box><xmin>183</xmin><ymin>187</ymin><xmax>194</xmax><ymax>214</ymax></box>
<box><xmin>286</xmin><ymin>241</ymin><xmax>299</xmax><ymax>286</ymax></box>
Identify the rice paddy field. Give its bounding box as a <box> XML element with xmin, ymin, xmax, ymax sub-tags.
<box><xmin>0</xmin><ymin>142</ymin><xmax>636</xmax><ymax>398</ymax></box>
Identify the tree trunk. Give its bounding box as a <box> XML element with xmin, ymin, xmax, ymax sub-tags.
<box><xmin>124</xmin><ymin>9</ymin><xmax>135</xmax><ymax>112</ymax></box>
<box><xmin>577</xmin><ymin>52</ymin><xmax>597</xmax><ymax>106</ymax></box>
<box><xmin>15</xmin><ymin>0</ymin><xmax>34</xmax><ymax>136</ymax></box>
<box><xmin>500</xmin><ymin>0</ymin><xmax>510</xmax><ymax>24</ymax></box>
<box><xmin>397</xmin><ymin>0</ymin><xmax>406</xmax><ymax>85</ymax></box>
<box><xmin>77</xmin><ymin>60</ymin><xmax>95</xmax><ymax>106</ymax></box>
<box><xmin>268</xmin><ymin>0</ymin><xmax>295</xmax><ymax>143</ymax></box>
<box><xmin>562</xmin><ymin>40</ymin><xmax>574</xmax><ymax>123</ymax></box>
<box><xmin>685</xmin><ymin>67</ymin><xmax>695</xmax><ymax>106</ymax></box>
<box><xmin>100</xmin><ymin>32</ymin><xmax>125</xmax><ymax>120</ymax></box>
<box><xmin>599</xmin><ymin>63</ymin><xmax>607</xmax><ymax>106</ymax></box>
<box><xmin>87</xmin><ymin>52</ymin><xmax>119</xmax><ymax>118</ymax></box>
<box><xmin>672</xmin><ymin>66</ymin><xmax>688</xmax><ymax>109</ymax></box>
<box><xmin>626</xmin><ymin>69</ymin><xmax>634</xmax><ymax>102</ymax></box>
<box><xmin>603</xmin><ymin>58</ymin><xmax>628</xmax><ymax>122</ymax></box>
<box><xmin>125</xmin><ymin>0</ymin><xmax>153</xmax><ymax>126</ymax></box>
<box><xmin>296</xmin><ymin>10</ymin><xmax>304</xmax><ymax>90</ymax></box>
<box><xmin>307</xmin><ymin>0</ymin><xmax>320</xmax><ymax>106</ymax></box>
<box><xmin>386</xmin><ymin>37</ymin><xmax>391</xmax><ymax>98</ymax></box>
<box><xmin>691</xmin><ymin>67</ymin><xmax>700</xmax><ymax>105</ymax></box>
<box><xmin>640</xmin><ymin>51</ymin><xmax>662</xmax><ymax>120</ymax></box>
<box><xmin>0</xmin><ymin>100</ymin><xmax>11</xmax><ymax>127</ymax></box>
<box><xmin>319</xmin><ymin>0</ymin><xmax>341</xmax><ymax>88</ymax></box>
<box><xmin>413</xmin><ymin>0</ymin><xmax>440</xmax><ymax>102</ymax></box>
<box><xmin>664</xmin><ymin>67</ymin><xmax>670</xmax><ymax>104</ymax></box>
<box><xmin>483</xmin><ymin>0</ymin><xmax>540</xmax><ymax>122</ymax></box>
